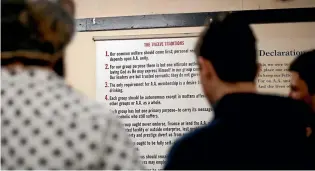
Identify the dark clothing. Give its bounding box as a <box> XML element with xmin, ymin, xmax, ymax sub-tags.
<box><xmin>165</xmin><ymin>93</ymin><xmax>314</xmax><ymax>170</ymax></box>
<box><xmin>53</xmin><ymin>58</ymin><xmax>65</xmax><ymax>77</ymax></box>
<box><xmin>307</xmin><ymin>111</ymin><xmax>315</xmax><ymax>163</ymax></box>
<box><xmin>309</xmin><ymin>132</ymin><xmax>315</xmax><ymax>163</ymax></box>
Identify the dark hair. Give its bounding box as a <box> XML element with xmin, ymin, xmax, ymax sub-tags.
<box><xmin>289</xmin><ymin>49</ymin><xmax>315</xmax><ymax>95</ymax></box>
<box><xmin>195</xmin><ymin>13</ymin><xmax>257</xmax><ymax>82</ymax></box>
<box><xmin>53</xmin><ymin>58</ymin><xmax>65</xmax><ymax>77</ymax></box>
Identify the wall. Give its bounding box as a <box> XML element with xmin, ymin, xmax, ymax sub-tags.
<box><xmin>66</xmin><ymin>0</ymin><xmax>315</xmax><ymax>98</ymax></box>
<box><xmin>74</xmin><ymin>0</ymin><xmax>315</xmax><ymax>18</ymax></box>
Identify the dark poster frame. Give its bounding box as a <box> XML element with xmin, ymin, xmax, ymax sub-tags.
<box><xmin>75</xmin><ymin>7</ymin><xmax>315</xmax><ymax>32</ymax></box>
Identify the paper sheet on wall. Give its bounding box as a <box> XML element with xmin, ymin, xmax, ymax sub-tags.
<box><xmin>95</xmin><ymin>35</ymin><xmax>314</xmax><ymax>170</ymax></box>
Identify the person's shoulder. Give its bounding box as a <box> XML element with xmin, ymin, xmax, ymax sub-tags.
<box><xmin>256</xmin><ymin>93</ymin><xmax>309</xmax><ymax>110</ymax></box>
<box><xmin>74</xmin><ymin>96</ymin><xmax>118</xmax><ymax>127</ymax></box>
<box><xmin>164</xmin><ymin>120</ymin><xmax>221</xmax><ymax>169</ymax></box>
<box><xmin>255</xmin><ymin>94</ymin><xmax>313</xmax><ymax>121</ymax></box>
<box><xmin>60</xmin><ymin>93</ymin><xmax>144</xmax><ymax>169</ymax></box>
<box><xmin>57</xmin><ymin>85</ymin><xmax>119</xmax><ymax>130</ymax></box>
<box><xmin>169</xmin><ymin>119</ymin><xmax>220</xmax><ymax>154</ymax></box>
<box><xmin>185</xmin><ymin>120</ymin><xmax>220</xmax><ymax>140</ymax></box>
<box><xmin>62</xmin><ymin>84</ymin><xmax>114</xmax><ymax>116</ymax></box>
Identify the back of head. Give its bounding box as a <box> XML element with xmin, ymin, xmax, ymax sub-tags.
<box><xmin>195</xmin><ymin>12</ymin><xmax>257</xmax><ymax>82</ymax></box>
<box><xmin>289</xmin><ymin>49</ymin><xmax>315</xmax><ymax>95</ymax></box>
<box><xmin>1</xmin><ymin>0</ymin><xmax>75</xmax><ymax>66</ymax></box>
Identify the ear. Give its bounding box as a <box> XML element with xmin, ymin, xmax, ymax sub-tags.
<box><xmin>198</xmin><ymin>56</ymin><xmax>215</xmax><ymax>79</ymax></box>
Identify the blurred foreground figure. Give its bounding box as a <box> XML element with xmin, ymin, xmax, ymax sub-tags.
<box><xmin>164</xmin><ymin>13</ymin><xmax>314</xmax><ymax>170</ymax></box>
<box><xmin>289</xmin><ymin>49</ymin><xmax>315</xmax><ymax>155</ymax></box>
<box><xmin>1</xmin><ymin>0</ymin><xmax>143</xmax><ymax>170</ymax></box>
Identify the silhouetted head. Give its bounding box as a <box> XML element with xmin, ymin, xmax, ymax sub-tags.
<box><xmin>1</xmin><ymin>0</ymin><xmax>75</xmax><ymax>70</ymax></box>
<box><xmin>195</xmin><ymin>13</ymin><xmax>259</xmax><ymax>104</ymax></box>
<box><xmin>289</xmin><ymin>49</ymin><xmax>315</xmax><ymax>110</ymax></box>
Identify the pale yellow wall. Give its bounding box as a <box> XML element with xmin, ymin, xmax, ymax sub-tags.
<box><xmin>66</xmin><ymin>0</ymin><xmax>315</xmax><ymax>98</ymax></box>
<box><xmin>74</xmin><ymin>0</ymin><xmax>315</xmax><ymax>18</ymax></box>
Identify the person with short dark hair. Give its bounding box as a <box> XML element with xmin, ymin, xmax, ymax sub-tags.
<box><xmin>289</xmin><ymin>50</ymin><xmax>315</xmax><ymax>113</ymax></box>
<box><xmin>289</xmin><ymin>49</ymin><xmax>315</xmax><ymax>158</ymax></box>
<box><xmin>164</xmin><ymin>13</ymin><xmax>314</xmax><ymax>170</ymax></box>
